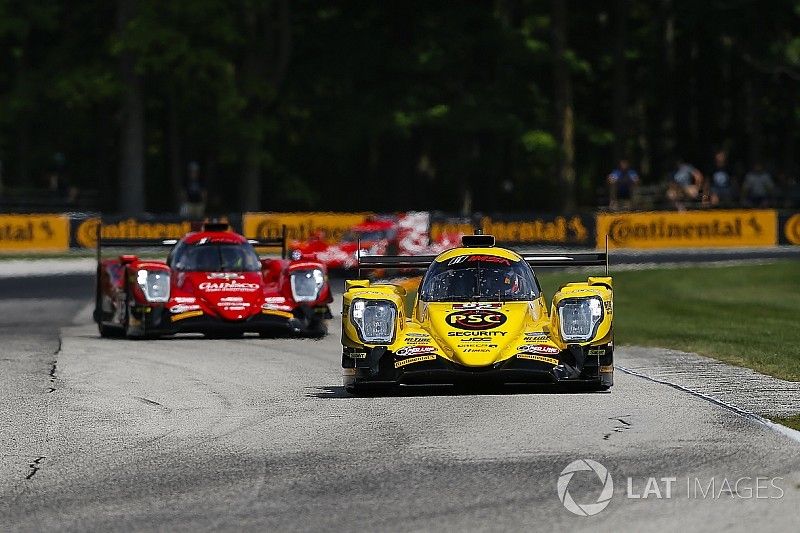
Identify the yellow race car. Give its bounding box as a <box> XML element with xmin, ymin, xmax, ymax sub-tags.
<box><xmin>341</xmin><ymin>234</ymin><xmax>613</xmax><ymax>394</ymax></box>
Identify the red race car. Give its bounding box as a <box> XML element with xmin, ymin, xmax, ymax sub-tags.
<box><xmin>289</xmin><ymin>212</ymin><xmax>461</xmax><ymax>269</ymax></box>
<box><xmin>94</xmin><ymin>222</ymin><xmax>333</xmax><ymax>339</ymax></box>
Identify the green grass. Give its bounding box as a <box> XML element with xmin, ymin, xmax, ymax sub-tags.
<box><xmin>536</xmin><ymin>261</ymin><xmax>800</xmax><ymax>382</ymax></box>
<box><xmin>401</xmin><ymin>261</ymin><xmax>800</xmax><ymax>381</ymax></box>
<box><xmin>770</xmin><ymin>414</ymin><xmax>800</xmax><ymax>431</ymax></box>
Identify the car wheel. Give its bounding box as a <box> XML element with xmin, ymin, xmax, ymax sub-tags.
<box><xmin>98</xmin><ymin>322</ymin><xmax>124</xmax><ymax>338</ymax></box>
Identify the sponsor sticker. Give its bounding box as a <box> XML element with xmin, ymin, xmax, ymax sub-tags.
<box><xmin>207</xmin><ymin>273</ymin><xmax>244</xmax><ymax>280</ymax></box>
<box><xmin>169</xmin><ymin>304</ymin><xmax>201</xmax><ymax>314</ymax></box>
<box><xmin>446</xmin><ymin>310</ymin><xmax>507</xmax><ymax>330</ymax></box>
<box><xmin>588</xmin><ymin>348</ymin><xmax>606</xmax><ymax>356</ymax></box>
<box><xmin>451</xmin><ymin>302</ymin><xmax>502</xmax><ymax>310</ymax></box>
<box><xmin>394</xmin><ymin>354</ymin><xmax>437</xmax><ymax>368</ymax></box>
<box><xmin>448</xmin><ymin>331</ymin><xmax>507</xmax><ymax>337</ymax></box>
<box><xmin>199</xmin><ymin>281</ymin><xmax>260</xmax><ymax>292</ymax></box>
<box><xmin>524</xmin><ymin>332</ymin><xmax>549</xmax><ymax>342</ymax></box>
<box><xmin>448</xmin><ymin>254</ymin><xmax>511</xmax><ymax>266</ymax></box>
<box><xmin>173</xmin><ymin>296</ymin><xmax>196</xmax><ymax>303</ymax></box>
<box><xmin>596</xmin><ymin>210</ymin><xmax>777</xmax><ymax>249</ymax></box>
<box><xmin>519</xmin><ymin>344</ymin><xmax>560</xmax><ymax>355</ymax></box>
<box><xmin>783</xmin><ymin>213</ymin><xmax>800</xmax><ymax>245</ymax></box>
<box><xmin>0</xmin><ymin>214</ymin><xmax>69</xmax><ymax>251</ymax></box>
<box><xmin>517</xmin><ymin>353</ymin><xmax>559</xmax><ymax>365</ymax></box>
<box><xmin>396</xmin><ymin>345</ymin><xmax>437</xmax><ymax>357</ymax></box>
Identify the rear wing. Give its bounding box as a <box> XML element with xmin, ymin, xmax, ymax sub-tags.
<box><xmin>247</xmin><ymin>225</ymin><xmax>287</xmax><ymax>259</ymax></box>
<box><xmin>356</xmin><ymin>237</ymin><xmax>610</xmax><ymax>277</ymax></box>
<box><xmin>95</xmin><ymin>222</ymin><xmax>288</xmax><ymax>261</ymax></box>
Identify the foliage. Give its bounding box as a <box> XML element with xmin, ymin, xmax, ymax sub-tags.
<box><xmin>1</xmin><ymin>1</ymin><xmax>799</xmax><ymax>213</ymax></box>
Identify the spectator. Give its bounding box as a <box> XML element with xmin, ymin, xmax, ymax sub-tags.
<box><xmin>666</xmin><ymin>158</ymin><xmax>704</xmax><ymax>210</ymax></box>
<box><xmin>180</xmin><ymin>161</ymin><xmax>207</xmax><ymax>218</ymax></box>
<box><xmin>45</xmin><ymin>152</ymin><xmax>78</xmax><ymax>203</ymax></box>
<box><xmin>607</xmin><ymin>158</ymin><xmax>639</xmax><ymax>211</ymax></box>
<box><xmin>741</xmin><ymin>162</ymin><xmax>775</xmax><ymax>207</ymax></box>
<box><xmin>706</xmin><ymin>150</ymin><xmax>736</xmax><ymax>207</ymax></box>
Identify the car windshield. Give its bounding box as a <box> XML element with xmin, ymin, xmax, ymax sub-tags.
<box><xmin>171</xmin><ymin>243</ymin><xmax>261</xmax><ymax>272</ymax></box>
<box><xmin>419</xmin><ymin>255</ymin><xmax>539</xmax><ymax>302</ymax></box>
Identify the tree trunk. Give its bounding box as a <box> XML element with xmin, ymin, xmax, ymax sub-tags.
<box><xmin>238</xmin><ymin>0</ymin><xmax>291</xmax><ymax>212</ymax></box>
<box><xmin>612</xmin><ymin>0</ymin><xmax>629</xmax><ymax>161</ymax></box>
<box><xmin>117</xmin><ymin>0</ymin><xmax>145</xmax><ymax>215</ymax></box>
<box><xmin>659</xmin><ymin>0</ymin><xmax>676</xmax><ymax>169</ymax></box>
<box><xmin>552</xmin><ymin>0</ymin><xmax>576</xmax><ymax>211</ymax></box>
<box><xmin>168</xmin><ymin>88</ymin><xmax>182</xmax><ymax>212</ymax></box>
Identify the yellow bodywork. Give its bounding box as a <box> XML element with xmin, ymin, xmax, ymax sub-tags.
<box><xmin>342</xmin><ymin>246</ymin><xmax>613</xmax><ymax>369</ymax></box>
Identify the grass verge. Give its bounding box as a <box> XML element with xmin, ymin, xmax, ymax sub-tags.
<box><xmin>399</xmin><ymin>261</ymin><xmax>800</xmax><ymax>382</ymax></box>
<box><xmin>536</xmin><ymin>261</ymin><xmax>800</xmax><ymax>382</ymax></box>
<box><xmin>769</xmin><ymin>415</ymin><xmax>800</xmax><ymax>431</ymax></box>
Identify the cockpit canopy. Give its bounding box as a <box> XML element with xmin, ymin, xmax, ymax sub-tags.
<box><xmin>419</xmin><ymin>254</ymin><xmax>539</xmax><ymax>302</ymax></box>
<box><xmin>169</xmin><ymin>242</ymin><xmax>261</xmax><ymax>272</ymax></box>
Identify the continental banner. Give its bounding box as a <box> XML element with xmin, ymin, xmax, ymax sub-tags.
<box><xmin>596</xmin><ymin>210</ymin><xmax>777</xmax><ymax>249</ymax></box>
<box><xmin>429</xmin><ymin>215</ymin><xmax>475</xmax><ymax>243</ymax></box>
<box><xmin>779</xmin><ymin>211</ymin><xmax>800</xmax><ymax>245</ymax></box>
<box><xmin>0</xmin><ymin>214</ymin><xmax>70</xmax><ymax>252</ymax></box>
<box><xmin>71</xmin><ymin>217</ymin><xmax>205</xmax><ymax>249</ymax></box>
<box><xmin>478</xmin><ymin>214</ymin><xmax>594</xmax><ymax>246</ymax></box>
<box><xmin>243</xmin><ymin>212</ymin><xmax>371</xmax><ymax>242</ymax></box>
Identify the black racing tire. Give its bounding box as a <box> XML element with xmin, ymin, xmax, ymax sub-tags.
<box><xmin>305</xmin><ymin>318</ymin><xmax>328</xmax><ymax>339</ymax></box>
<box><xmin>98</xmin><ymin>322</ymin><xmax>125</xmax><ymax>338</ymax></box>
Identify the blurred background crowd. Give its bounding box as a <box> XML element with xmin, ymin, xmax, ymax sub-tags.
<box><xmin>1</xmin><ymin>1</ymin><xmax>800</xmax><ymax>216</ymax></box>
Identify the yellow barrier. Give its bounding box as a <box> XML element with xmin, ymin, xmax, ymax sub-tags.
<box><xmin>243</xmin><ymin>212</ymin><xmax>371</xmax><ymax>242</ymax></box>
<box><xmin>596</xmin><ymin>210</ymin><xmax>777</xmax><ymax>249</ymax></box>
<box><xmin>73</xmin><ymin>217</ymin><xmax>194</xmax><ymax>249</ymax></box>
<box><xmin>784</xmin><ymin>213</ymin><xmax>800</xmax><ymax>245</ymax></box>
<box><xmin>0</xmin><ymin>214</ymin><xmax>70</xmax><ymax>252</ymax></box>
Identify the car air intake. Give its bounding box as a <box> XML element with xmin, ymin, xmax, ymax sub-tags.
<box><xmin>461</xmin><ymin>235</ymin><xmax>495</xmax><ymax>247</ymax></box>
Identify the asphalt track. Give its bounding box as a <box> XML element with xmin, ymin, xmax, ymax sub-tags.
<box><xmin>1</xmin><ymin>272</ymin><xmax>799</xmax><ymax>532</ymax></box>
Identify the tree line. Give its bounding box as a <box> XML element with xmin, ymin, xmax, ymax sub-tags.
<box><xmin>1</xmin><ymin>0</ymin><xmax>799</xmax><ymax>215</ymax></box>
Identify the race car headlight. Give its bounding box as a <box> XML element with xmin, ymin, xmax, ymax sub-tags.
<box><xmin>136</xmin><ymin>269</ymin><xmax>170</xmax><ymax>303</ymax></box>
<box><xmin>350</xmin><ymin>298</ymin><xmax>396</xmax><ymax>344</ymax></box>
<box><xmin>290</xmin><ymin>269</ymin><xmax>325</xmax><ymax>302</ymax></box>
<box><xmin>557</xmin><ymin>297</ymin><xmax>603</xmax><ymax>342</ymax></box>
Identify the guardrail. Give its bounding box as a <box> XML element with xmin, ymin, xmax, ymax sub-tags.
<box><xmin>0</xmin><ymin>210</ymin><xmax>798</xmax><ymax>253</ymax></box>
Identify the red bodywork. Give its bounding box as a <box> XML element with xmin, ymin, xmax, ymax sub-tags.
<box><xmin>289</xmin><ymin>212</ymin><xmax>462</xmax><ymax>269</ymax></box>
<box><xmin>95</xmin><ymin>227</ymin><xmax>333</xmax><ymax>338</ymax></box>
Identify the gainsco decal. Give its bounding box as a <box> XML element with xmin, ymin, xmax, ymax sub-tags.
<box><xmin>396</xmin><ymin>345</ymin><xmax>437</xmax><ymax>357</ymax></box>
<box><xmin>198</xmin><ymin>281</ymin><xmax>260</xmax><ymax>292</ymax></box>
<box><xmin>451</xmin><ymin>302</ymin><xmax>502</xmax><ymax>310</ymax></box>
<box><xmin>517</xmin><ymin>353</ymin><xmax>559</xmax><ymax>365</ymax></box>
<box><xmin>394</xmin><ymin>354</ymin><xmax>436</xmax><ymax>368</ymax></box>
<box><xmin>519</xmin><ymin>344</ymin><xmax>560</xmax><ymax>355</ymax></box>
<box><xmin>446</xmin><ymin>310</ymin><xmax>507</xmax><ymax>330</ymax></box>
